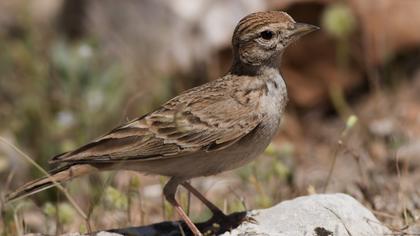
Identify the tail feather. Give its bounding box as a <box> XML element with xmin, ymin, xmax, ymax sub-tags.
<box><xmin>5</xmin><ymin>164</ymin><xmax>97</xmax><ymax>203</ymax></box>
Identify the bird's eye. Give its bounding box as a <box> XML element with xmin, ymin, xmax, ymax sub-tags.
<box><xmin>260</xmin><ymin>30</ymin><xmax>274</xmax><ymax>40</ymax></box>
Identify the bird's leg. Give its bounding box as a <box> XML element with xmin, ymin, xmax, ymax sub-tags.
<box><xmin>181</xmin><ymin>182</ymin><xmax>225</xmax><ymax>217</ymax></box>
<box><xmin>182</xmin><ymin>181</ymin><xmax>250</xmax><ymax>235</ymax></box>
<box><xmin>164</xmin><ymin>177</ymin><xmax>202</xmax><ymax>236</ymax></box>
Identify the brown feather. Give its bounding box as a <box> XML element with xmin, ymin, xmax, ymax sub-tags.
<box><xmin>6</xmin><ymin>164</ymin><xmax>98</xmax><ymax>202</ymax></box>
<box><xmin>50</xmin><ymin>75</ymin><xmax>265</xmax><ymax>164</ymax></box>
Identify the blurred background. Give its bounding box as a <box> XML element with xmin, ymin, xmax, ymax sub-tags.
<box><xmin>1</xmin><ymin>0</ymin><xmax>420</xmax><ymax>235</ymax></box>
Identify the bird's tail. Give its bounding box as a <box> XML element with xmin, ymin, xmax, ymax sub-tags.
<box><xmin>5</xmin><ymin>164</ymin><xmax>97</xmax><ymax>203</ymax></box>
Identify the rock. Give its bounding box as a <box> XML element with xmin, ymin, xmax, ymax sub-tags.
<box><xmin>222</xmin><ymin>193</ymin><xmax>390</xmax><ymax>236</ymax></box>
<box><xmin>56</xmin><ymin>193</ymin><xmax>390</xmax><ymax>236</ymax></box>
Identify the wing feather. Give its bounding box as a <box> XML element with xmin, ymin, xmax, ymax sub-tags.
<box><xmin>50</xmin><ymin>76</ymin><xmax>266</xmax><ymax>163</ymax></box>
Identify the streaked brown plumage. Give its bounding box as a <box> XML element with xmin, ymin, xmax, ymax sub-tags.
<box><xmin>6</xmin><ymin>11</ymin><xmax>318</xmax><ymax>235</ymax></box>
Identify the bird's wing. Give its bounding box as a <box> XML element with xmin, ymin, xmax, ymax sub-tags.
<box><xmin>50</xmin><ymin>76</ymin><xmax>267</xmax><ymax>164</ymax></box>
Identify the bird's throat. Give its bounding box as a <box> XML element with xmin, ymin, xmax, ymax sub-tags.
<box><xmin>229</xmin><ymin>52</ymin><xmax>282</xmax><ymax>77</ymax></box>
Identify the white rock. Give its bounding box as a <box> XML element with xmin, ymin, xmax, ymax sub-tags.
<box><xmin>222</xmin><ymin>193</ymin><xmax>390</xmax><ymax>236</ymax></box>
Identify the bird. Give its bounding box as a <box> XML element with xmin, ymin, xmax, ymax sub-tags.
<box><xmin>6</xmin><ymin>11</ymin><xmax>318</xmax><ymax>236</ymax></box>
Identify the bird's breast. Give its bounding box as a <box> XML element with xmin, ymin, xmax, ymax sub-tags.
<box><xmin>260</xmin><ymin>73</ymin><xmax>288</xmax><ymax>127</ymax></box>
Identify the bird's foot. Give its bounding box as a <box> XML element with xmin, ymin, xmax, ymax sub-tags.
<box><xmin>195</xmin><ymin>211</ymin><xmax>248</xmax><ymax>235</ymax></box>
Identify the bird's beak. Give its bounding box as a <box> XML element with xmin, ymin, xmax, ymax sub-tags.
<box><xmin>290</xmin><ymin>23</ymin><xmax>319</xmax><ymax>38</ymax></box>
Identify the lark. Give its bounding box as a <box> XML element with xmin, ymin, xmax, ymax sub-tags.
<box><xmin>6</xmin><ymin>11</ymin><xmax>318</xmax><ymax>235</ymax></box>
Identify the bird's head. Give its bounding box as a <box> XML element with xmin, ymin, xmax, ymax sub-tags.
<box><xmin>231</xmin><ymin>11</ymin><xmax>318</xmax><ymax>74</ymax></box>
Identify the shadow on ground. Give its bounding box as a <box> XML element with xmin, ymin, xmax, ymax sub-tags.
<box><xmin>106</xmin><ymin>212</ymin><xmax>247</xmax><ymax>236</ymax></box>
